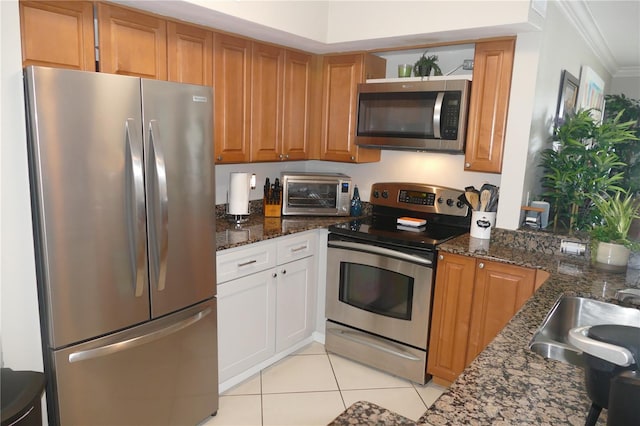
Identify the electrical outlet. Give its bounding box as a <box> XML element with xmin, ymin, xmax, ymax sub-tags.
<box><xmin>462</xmin><ymin>59</ymin><xmax>474</xmax><ymax>70</ymax></box>
<box><xmin>560</xmin><ymin>239</ymin><xmax>587</xmax><ymax>256</ymax></box>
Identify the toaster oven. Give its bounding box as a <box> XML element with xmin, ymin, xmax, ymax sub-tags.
<box><xmin>281</xmin><ymin>172</ymin><xmax>352</xmax><ymax>216</ymax></box>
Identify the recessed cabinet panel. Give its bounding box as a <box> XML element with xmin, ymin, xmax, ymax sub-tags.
<box><xmin>250</xmin><ymin>43</ymin><xmax>284</xmax><ymax>162</ymax></box>
<box><xmin>98</xmin><ymin>3</ymin><xmax>167</xmax><ymax>80</ymax></box>
<box><xmin>167</xmin><ymin>22</ymin><xmax>212</xmax><ymax>86</ymax></box>
<box><xmin>282</xmin><ymin>50</ymin><xmax>312</xmax><ymax>161</ymax></box>
<box><xmin>213</xmin><ymin>33</ymin><xmax>251</xmax><ymax>163</ymax></box>
<box><xmin>427</xmin><ymin>253</ymin><xmax>476</xmax><ymax>383</ymax></box>
<box><xmin>320</xmin><ymin>53</ymin><xmax>383</xmax><ymax>163</ymax></box>
<box><xmin>20</xmin><ymin>0</ymin><xmax>95</xmax><ymax>70</ymax></box>
<box><xmin>464</xmin><ymin>39</ymin><xmax>515</xmax><ymax>173</ymax></box>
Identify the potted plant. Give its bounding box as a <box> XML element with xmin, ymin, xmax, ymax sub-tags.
<box><xmin>590</xmin><ymin>191</ymin><xmax>640</xmax><ymax>270</ymax></box>
<box><xmin>413</xmin><ymin>51</ymin><xmax>442</xmax><ymax>77</ymax></box>
<box><xmin>540</xmin><ymin>109</ymin><xmax>638</xmax><ymax>234</ymax></box>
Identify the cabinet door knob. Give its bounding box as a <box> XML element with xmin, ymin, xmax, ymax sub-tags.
<box><xmin>272</xmin><ymin>273</ymin><xmax>277</xmax><ymax>278</ymax></box>
<box><xmin>279</xmin><ymin>154</ymin><xmax>284</xmax><ymax>159</ymax></box>
<box><xmin>478</xmin><ymin>262</ymin><xmax>485</xmax><ymax>269</ymax></box>
<box><xmin>285</xmin><ymin>154</ymin><xmax>289</xmax><ymax>159</ymax></box>
<box><xmin>350</xmin><ymin>156</ymin><xmax>355</xmax><ymax>161</ymax></box>
<box><xmin>465</xmin><ymin>162</ymin><xmax>471</xmax><ymax>168</ymax></box>
<box><xmin>438</xmin><ymin>254</ymin><xmax>444</xmax><ymax>260</ymax></box>
<box><xmin>217</xmin><ymin>155</ymin><xmax>223</xmax><ymax>161</ymax></box>
<box><xmin>281</xmin><ymin>269</ymin><xmax>287</xmax><ymax>274</ymax></box>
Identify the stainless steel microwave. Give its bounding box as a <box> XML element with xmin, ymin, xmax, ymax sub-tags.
<box><xmin>355</xmin><ymin>79</ymin><xmax>471</xmax><ymax>153</ymax></box>
<box><xmin>281</xmin><ymin>172</ymin><xmax>351</xmax><ymax>216</ymax></box>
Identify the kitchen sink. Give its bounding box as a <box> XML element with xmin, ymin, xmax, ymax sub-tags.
<box><xmin>528</xmin><ymin>295</ymin><xmax>640</xmax><ymax>367</ymax></box>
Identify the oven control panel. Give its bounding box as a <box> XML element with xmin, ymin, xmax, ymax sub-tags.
<box><xmin>370</xmin><ymin>182</ymin><xmax>468</xmax><ymax>216</ymax></box>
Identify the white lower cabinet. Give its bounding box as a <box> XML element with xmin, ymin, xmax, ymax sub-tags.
<box><xmin>216</xmin><ymin>231</ymin><xmax>318</xmax><ymax>384</ymax></box>
<box><xmin>275</xmin><ymin>255</ymin><xmax>316</xmax><ymax>352</ymax></box>
<box><xmin>217</xmin><ymin>269</ymin><xmax>276</xmax><ymax>382</ymax></box>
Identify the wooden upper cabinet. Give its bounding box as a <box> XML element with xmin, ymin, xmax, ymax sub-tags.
<box><xmin>250</xmin><ymin>42</ymin><xmax>284</xmax><ymax>162</ymax></box>
<box><xmin>464</xmin><ymin>38</ymin><xmax>515</xmax><ymax>173</ymax></box>
<box><xmin>19</xmin><ymin>0</ymin><xmax>95</xmax><ymax>70</ymax></box>
<box><xmin>320</xmin><ymin>53</ymin><xmax>384</xmax><ymax>163</ymax></box>
<box><xmin>213</xmin><ymin>33</ymin><xmax>251</xmax><ymax>163</ymax></box>
<box><xmin>97</xmin><ymin>3</ymin><xmax>167</xmax><ymax>80</ymax></box>
<box><xmin>427</xmin><ymin>252</ymin><xmax>476</xmax><ymax>384</ymax></box>
<box><xmin>465</xmin><ymin>260</ymin><xmax>535</xmax><ymax>364</ymax></box>
<box><xmin>167</xmin><ymin>21</ymin><xmax>212</xmax><ymax>86</ymax></box>
<box><xmin>282</xmin><ymin>50</ymin><xmax>312</xmax><ymax>161</ymax></box>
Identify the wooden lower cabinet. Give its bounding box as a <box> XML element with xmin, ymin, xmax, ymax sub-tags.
<box><xmin>427</xmin><ymin>252</ymin><xmax>536</xmax><ymax>384</ymax></box>
<box><xmin>427</xmin><ymin>253</ymin><xmax>476</xmax><ymax>384</ymax></box>
<box><xmin>19</xmin><ymin>0</ymin><xmax>95</xmax><ymax>71</ymax></box>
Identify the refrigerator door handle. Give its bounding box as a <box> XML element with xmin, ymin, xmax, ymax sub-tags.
<box><xmin>68</xmin><ymin>307</ymin><xmax>212</xmax><ymax>363</ymax></box>
<box><xmin>149</xmin><ymin>120</ymin><xmax>169</xmax><ymax>292</ymax></box>
<box><xmin>125</xmin><ymin>119</ymin><xmax>146</xmax><ymax>297</ymax></box>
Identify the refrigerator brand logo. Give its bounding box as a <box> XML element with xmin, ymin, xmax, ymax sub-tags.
<box><xmin>192</xmin><ymin>96</ymin><xmax>208</xmax><ymax>103</ymax></box>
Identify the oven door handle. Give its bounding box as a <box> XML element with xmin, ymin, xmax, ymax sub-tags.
<box><xmin>328</xmin><ymin>240</ymin><xmax>432</xmax><ymax>266</ymax></box>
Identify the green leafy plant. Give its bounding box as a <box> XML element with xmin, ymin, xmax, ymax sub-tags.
<box><xmin>590</xmin><ymin>191</ymin><xmax>640</xmax><ymax>249</ymax></box>
<box><xmin>540</xmin><ymin>109</ymin><xmax>637</xmax><ymax>233</ymax></box>
<box><xmin>604</xmin><ymin>94</ymin><xmax>640</xmax><ymax>195</ymax></box>
<box><xmin>413</xmin><ymin>51</ymin><xmax>442</xmax><ymax>77</ymax></box>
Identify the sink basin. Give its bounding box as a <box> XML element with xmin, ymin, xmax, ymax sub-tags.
<box><xmin>529</xmin><ymin>295</ymin><xmax>640</xmax><ymax>367</ymax></box>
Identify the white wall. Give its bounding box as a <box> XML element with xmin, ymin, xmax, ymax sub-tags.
<box><xmin>608</xmin><ymin>76</ymin><xmax>640</xmax><ymax>98</ymax></box>
<box><xmin>0</xmin><ymin>0</ymin><xmax>44</xmax><ymax>371</ymax></box>
<box><xmin>521</xmin><ymin>0</ymin><xmax>612</xmax><ymax>217</ymax></box>
<box><xmin>215</xmin><ymin>152</ymin><xmax>501</xmax><ymax>206</ymax></box>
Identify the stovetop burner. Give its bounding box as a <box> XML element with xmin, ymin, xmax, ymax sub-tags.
<box><xmin>328</xmin><ymin>182</ymin><xmax>471</xmax><ymax>250</ymax></box>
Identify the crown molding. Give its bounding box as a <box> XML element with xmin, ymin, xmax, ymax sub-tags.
<box><xmin>554</xmin><ymin>0</ymin><xmax>618</xmax><ymax>77</ymax></box>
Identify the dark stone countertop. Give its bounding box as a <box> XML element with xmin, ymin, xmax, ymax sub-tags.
<box><xmin>215</xmin><ymin>214</ymin><xmax>355</xmax><ymax>251</ymax></box>
<box><xmin>214</xmin><ymin>216</ymin><xmax>640</xmax><ymax>425</ymax></box>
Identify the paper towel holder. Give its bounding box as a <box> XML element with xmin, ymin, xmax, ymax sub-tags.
<box><xmin>226</xmin><ymin>173</ymin><xmax>256</xmax><ymax>224</ymax></box>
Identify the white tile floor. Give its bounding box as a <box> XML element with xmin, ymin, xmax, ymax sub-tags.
<box><xmin>200</xmin><ymin>342</ymin><xmax>447</xmax><ymax>426</ymax></box>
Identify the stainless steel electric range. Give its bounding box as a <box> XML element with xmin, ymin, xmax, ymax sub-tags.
<box><xmin>325</xmin><ymin>182</ymin><xmax>471</xmax><ymax>384</ymax></box>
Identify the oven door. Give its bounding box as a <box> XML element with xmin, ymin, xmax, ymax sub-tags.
<box><xmin>326</xmin><ymin>239</ymin><xmax>434</xmax><ymax>349</ymax></box>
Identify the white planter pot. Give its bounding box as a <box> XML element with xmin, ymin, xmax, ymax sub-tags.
<box><xmin>594</xmin><ymin>242</ymin><xmax>630</xmax><ymax>271</ymax></box>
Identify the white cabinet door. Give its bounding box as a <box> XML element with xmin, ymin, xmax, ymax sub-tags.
<box><xmin>275</xmin><ymin>256</ymin><xmax>317</xmax><ymax>352</ymax></box>
<box><xmin>217</xmin><ymin>269</ymin><xmax>276</xmax><ymax>382</ymax></box>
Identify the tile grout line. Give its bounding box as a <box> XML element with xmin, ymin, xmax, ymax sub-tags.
<box><xmin>326</xmin><ymin>351</ymin><xmax>347</xmax><ymax>410</ymax></box>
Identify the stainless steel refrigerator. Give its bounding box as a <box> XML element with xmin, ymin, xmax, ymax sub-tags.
<box><xmin>24</xmin><ymin>66</ymin><xmax>218</xmax><ymax>426</ymax></box>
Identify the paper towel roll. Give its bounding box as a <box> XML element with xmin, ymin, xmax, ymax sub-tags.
<box><xmin>228</xmin><ymin>172</ymin><xmax>250</xmax><ymax>215</ymax></box>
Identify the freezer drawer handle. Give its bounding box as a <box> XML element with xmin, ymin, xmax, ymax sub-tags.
<box><xmin>125</xmin><ymin>119</ymin><xmax>146</xmax><ymax>298</ymax></box>
<box><xmin>149</xmin><ymin>120</ymin><xmax>169</xmax><ymax>292</ymax></box>
<box><xmin>68</xmin><ymin>307</ymin><xmax>212</xmax><ymax>363</ymax></box>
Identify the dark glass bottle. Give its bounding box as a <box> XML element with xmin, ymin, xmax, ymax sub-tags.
<box><xmin>350</xmin><ymin>185</ymin><xmax>362</xmax><ymax>216</ymax></box>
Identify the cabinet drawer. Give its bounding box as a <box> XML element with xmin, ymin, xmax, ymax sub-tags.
<box><xmin>276</xmin><ymin>231</ymin><xmax>317</xmax><ymax>264</ymax></box>
<box><xmin>217</xmin><ymin>241</ymin><xmax>276</xmax><ymax>283</ymax></box>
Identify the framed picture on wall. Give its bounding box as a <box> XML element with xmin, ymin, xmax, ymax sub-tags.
<box><xmin>555</xmin><ymin>69</ymin><xmax>579</xmax><ymax>127</ymax></box>
<box><xmin>577</xmin><ymin>65</ymin><xmax>606</xmax><ymax>122</ymax></box>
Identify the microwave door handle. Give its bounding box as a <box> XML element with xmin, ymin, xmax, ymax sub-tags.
<box><xmin>433</xmin><ymin>92</ymin><xmax>445</xmax><ymax>139</ymax></box>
